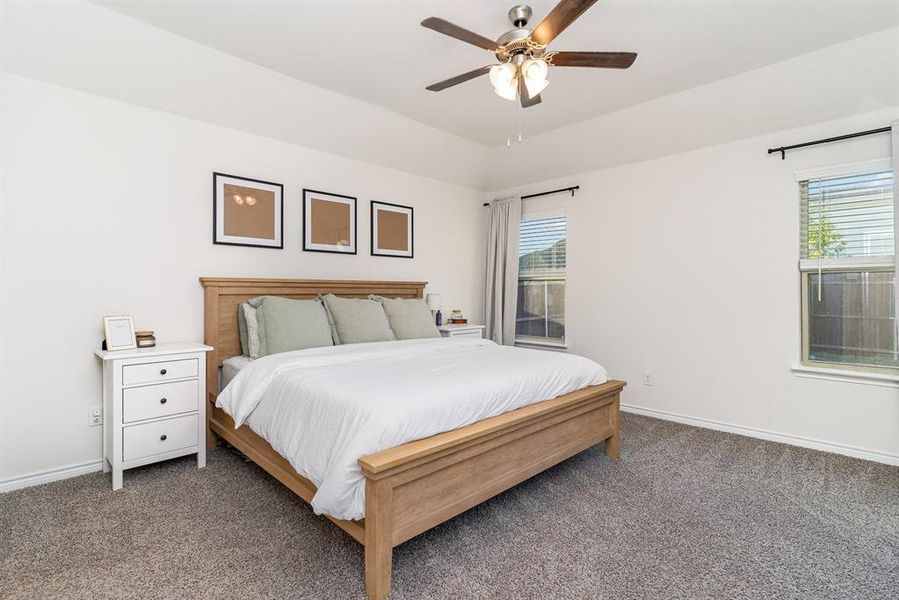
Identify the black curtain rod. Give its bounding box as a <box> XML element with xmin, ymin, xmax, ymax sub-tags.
<box><xmin>483</xmin><ymin>185</ymin><xmax>579</xmax><ymax>206</ymax></box>
<box><xmin>768</xmin><ymin>126</ymin><xmax>891</xmax><ymax>160</ymax></box>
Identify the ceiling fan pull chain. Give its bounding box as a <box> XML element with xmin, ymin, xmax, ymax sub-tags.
<box><xmin>517</xmin><ymin>95</ymin><xmax>523</xmax><ymax>143</ymax></box>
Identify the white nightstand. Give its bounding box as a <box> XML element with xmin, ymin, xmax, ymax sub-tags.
<box><xmin>438</xmin><ymin>324</ymin><xmax>485</xmax><ymax>339</ymax></box>
<box><xmin>95</xmin><ymin>342</ymin><xmax>213</xmax><ymax>490</ymax></box>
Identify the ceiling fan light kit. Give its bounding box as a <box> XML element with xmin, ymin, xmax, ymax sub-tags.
<box><xmin>422</xmin><ymin>0</ymin><xmax>638</xmax><ymax>128</ymax></box>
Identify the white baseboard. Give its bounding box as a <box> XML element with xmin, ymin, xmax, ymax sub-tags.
<box><xmin>621</xmin><ymin>403</ymin><xmax>899</xmax><ymax>467</ymax></box>
<box><xmin>0</xmin><ymin>459</ymin><xmax>104</xmax><ymax>493</ymax></box>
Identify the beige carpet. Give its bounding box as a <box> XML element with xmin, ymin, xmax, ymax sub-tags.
<box><xmin>1</xmin><ymin>413</ymin><xmax>897</xmax><ymax>599</ymax></box>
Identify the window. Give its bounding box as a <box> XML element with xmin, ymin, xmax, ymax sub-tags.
<box><xmin>516</xmin><ymin>213</ymin><xmax>566</xmax><ymax>346</ymax></box>
<box><xmin>799</xmin><ymin>167</ymin><xmax>897</xmax><ymax>373</ymax></box>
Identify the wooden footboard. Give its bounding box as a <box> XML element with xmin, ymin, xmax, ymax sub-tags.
<box><xmin>358</xmin><ymin>379</ymin><xmax>624</xmax><ymax>599</ymax></box>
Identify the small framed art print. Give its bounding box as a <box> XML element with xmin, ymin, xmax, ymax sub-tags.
<box><xmin>213</xmin><ymin>172</ymin><xmax>283</xmax><ymax>248</ymax></box>
<box><xmin>371</xmin><ymin>201</ymin><xmax>413</xmax><ymax>258</ymax></box>
<box><xmin>103</xmin><ymin>315</ymin><xmax>137</xmax><ymax>351</ymax></box>
<box><xmin>303</xmin><ymin>189</ymin><xmax>357</xmax><ymax>254</ymax></box>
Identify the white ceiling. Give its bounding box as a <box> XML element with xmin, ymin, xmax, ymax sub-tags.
<box><xmin>95</xmin><ymin>0</ymin><xmax>899</xmax><ymax>148</ymax></box>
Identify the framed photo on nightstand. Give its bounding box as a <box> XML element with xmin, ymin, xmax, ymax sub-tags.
<box><xmin>103</xmin><ymin>315</ymin><xmax>137</xmax><ymax>351</ymax></box>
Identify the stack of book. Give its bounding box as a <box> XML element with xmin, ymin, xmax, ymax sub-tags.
<box><xmin>135</xmin><ymin>331</ymin><xmax>157</xmax><ymax>348</ymax></box>
<box><xmin>448</xmin><ymin>310</ymin><xmax>467</xmax><ymax>325</ymax></box>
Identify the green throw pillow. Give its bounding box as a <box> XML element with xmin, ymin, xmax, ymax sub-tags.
<box><xmin>251</xmin><ymin>296</ymin><xmax>334</xmax><ymax>356</ymax></box>
<box><xmin>320</xmin><ymin>294</ymin><xmax>396</xmax><ymax>345</ymax></box>
<box><xmin>370</xmin><ymin>295</ymin><xmax>440</xmax><ymax>340</ymax></box>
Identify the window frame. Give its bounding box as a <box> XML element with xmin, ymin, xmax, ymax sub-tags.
<box><xmin>795</xmin><ymin>158</ymin><xmax>898</xmax><ymax>378</ymax></box>
<box><xmin>515</xmin><ymin>207</ymin><xmax>567</xmax><ymax>349</ymax></box>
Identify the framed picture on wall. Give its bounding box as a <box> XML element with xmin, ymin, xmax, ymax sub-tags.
<box><xmin>303</xmin><ymin>189</ymin><xmax>357</xmax><ymax>254</ymax></box>
<box><xmin>371</xmin><ymin>201</ymin><xmax>413</xmax><ymax>258</ymax></box>
<box><xmin>213</xmin><ymin>172</ymin><xmax>283</xmax><ymax>249</ymax></box>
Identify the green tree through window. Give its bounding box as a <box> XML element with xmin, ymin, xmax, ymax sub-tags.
<box><xmin>807</xmin><ymin>213</ymin><xmax>846</xmax><ymax>258</ymax></box>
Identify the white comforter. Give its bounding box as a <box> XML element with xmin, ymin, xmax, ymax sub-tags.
<box><xmin>217</xmin><ymin>337</ymin><xmax>608</xmax><ymax>520</ymax></box>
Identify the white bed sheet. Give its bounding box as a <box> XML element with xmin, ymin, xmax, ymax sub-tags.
<box><xmin>221</xmin><ymin>355</ymin><xmax>252</xmax><ymax>390</ymax></box>
<box><xmin>217</xmin><ymin>337</ymin><xmax>608</xmax><ymax>520</ymax></box>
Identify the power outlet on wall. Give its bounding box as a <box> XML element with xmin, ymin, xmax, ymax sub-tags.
<box><xmin>642</xmin><ymin>371</ymin><xmax>653</xmax><ymax>387</ymax></box>
<box><xmin>88</xmin><ymin>405</ymin><xmax>103</xmax><ymax>427</ymax></box>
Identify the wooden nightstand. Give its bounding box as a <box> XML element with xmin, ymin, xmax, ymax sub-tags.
<box><xmin>438</xmin><ymin>324</ymin><xmax>485</xmax><ymax>339</ymax></box>
<box><xmin>95</xmin><ymin>342</ymin><xmax>213</xmax><ymax>490</ymax></box>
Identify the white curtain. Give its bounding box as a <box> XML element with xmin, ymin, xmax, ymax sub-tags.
<box><xmin>893</xmin><ymin>121</ymin><xmax>898</xmax><ymax>356</ymax></box>
<box><xmin>484</xmin><ymin>196</ymin><xmax>521</xmax><ymax>345</ymax></box>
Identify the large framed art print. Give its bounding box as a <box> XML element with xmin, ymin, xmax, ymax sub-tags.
<box><xmin>213</xmin><ymin>172</ymin><xmax>283</xmax><ymax>249</ymax></box>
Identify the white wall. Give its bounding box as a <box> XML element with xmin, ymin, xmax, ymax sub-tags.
<box><xmin>492</xmin><ymin>107</ymin><xmax>899</xmax><ymax>463</ymax></box>
<box><xmin>483</xmin><ymin>27</ymin><xmax>898</xmax><ymax>190</ymax></box>
<box><xmin>0</xmin><ymin>74</ymin><xmax>486</xmax><ymax>482</ymax></box>
<box><xmin>0</xmin><ymin>0</ymin><xmax>491</xmax><ymax>188</ymax></box>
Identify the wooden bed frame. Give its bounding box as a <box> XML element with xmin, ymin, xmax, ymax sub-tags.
<box><xmin>201</xmin><ymin>277</ymin><xmax>626</xmax><ymax>599</ymax></box>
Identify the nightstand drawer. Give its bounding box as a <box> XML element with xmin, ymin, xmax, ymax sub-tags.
<box><xmin>123</xmin><ymin>414</ymin><xmax>198</xmax><ymax>462</ymax></box>
<box><xmin>123</xmin><ymin>358</ymin><xmax>198</xmax><ymax>386</ymax></box>
<box><xmin>451</xmin><ymin>330</ymin><xmax>482</xmax><ymax>338</ymax></box>
<box><xmin>438</xmin><ymin>325</ymin><xmax>485</xmax><ymax>339</ymax></box>
<box><xmin>122</xmin><ymin>380</ymin><xmax>198</xmax><ymax>423</ymax></box>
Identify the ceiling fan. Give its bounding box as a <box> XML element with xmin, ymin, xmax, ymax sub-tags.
<box><xmin>421</xmin><ymin>0</ymin><xmax>637</xmax><ymax>108</ymax></box>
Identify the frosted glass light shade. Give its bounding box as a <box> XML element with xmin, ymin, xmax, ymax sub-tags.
<box><xmin>489</xmin><ymin>63</ymin><xmax>516</xmax><ymax>88</ymax></box>
<box><xmin>489</xmin><ymin>63</ymin><xmax>518</xmax><ymax>102</ymax></box>
<box><xmin>522</xmin><ymin>58</ymin><xmax>547</xmax><ymax>80</ymax></box>
<box><xmin>426</xmin><ymin>293</ymin><xmax>441</xmax><ymax>311</ymax></box>
<box><xmin>494</xmin><ymin>82</ymin><xmax>518</xmax><ymax>101</ymax></box>
<box><xmin>522</xmin><ymin>58</ymin><xmax>549</xmax><ymax>97</ymax></box>
<box><xmin>524</xmin><ymin>76</ymin><xmax>548</xmax><ymax>97</ymax></box>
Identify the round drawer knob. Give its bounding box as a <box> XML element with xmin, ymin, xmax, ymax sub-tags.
<box><xmin>160</xmin><ymin>434</ymin><xmax>167</xmax><ymax>441</ymax></box>
<box><xmin>160</xmin><ymin>398</ymin><xmax>167</xmax><ymax>404</ymax></box>
<box><xmin>160</xmin><ymin>369</ymin><xmax>167</xmax><ymax>375</ymax></box>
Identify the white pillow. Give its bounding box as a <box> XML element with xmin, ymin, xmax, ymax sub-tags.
<box><xmin>242</xmin><ymin>303</ymin><xmax>261</xmax><ymax>359</ymax></box>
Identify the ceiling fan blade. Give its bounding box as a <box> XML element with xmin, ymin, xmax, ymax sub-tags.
<box><xmin>518</xmin><ymin>76</ymin><xmax>542</xmax><ymax>108</ymax></box>
<box><xmin>549</xmin><ymin>51</ymin><xmax>637</xmax><ymax>69</ymax></box>
<box><xmin>530</xmin><ymin>0</ymin><xmax>599</xmax><ymax>47</ymax></box>
<box><xmin>426</xmin><ymin>66</ymin><xmax>493</xmax><ymax>92</ymax></box>
<box><xmin>421</xmin><ymin>17</ymin><xmax>497</xmax><ymax>51</ymax></box>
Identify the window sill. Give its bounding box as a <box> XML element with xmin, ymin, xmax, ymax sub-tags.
<box><xmin>515</xmin><ymin>339</ymin><xmax>568</xmax><ymax>352</ymax></box>
<box><xmin>791</xmin><ymin>365</ymin><xmax>899</xmax><ymax>388</ymax></box>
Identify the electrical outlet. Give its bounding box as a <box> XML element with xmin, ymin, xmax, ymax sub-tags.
<box><xmin>88</xmin><ymin>405</ymin><xmax>103</xmax><ymax>427</ymax></box>
<box><xmin>642</xmin><ymin>371</ymin><xmax>653</xmax><ymax>387</ymax></box>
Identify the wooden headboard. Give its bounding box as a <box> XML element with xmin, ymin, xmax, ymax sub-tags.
<box><xmin>199</xmin><ymin>277</ymin><xmax>426</xmax><ymax>397</ymax></box>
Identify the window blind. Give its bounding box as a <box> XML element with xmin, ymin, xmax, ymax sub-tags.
<box><xmin>519</xmin><ymin>215</ymin><xmax>567</xmax><ymax>272</ymax></box>
<box><xmin>800</xmin><ymin>169</ymin><xmax>894</xmax><ymax>260</ymax></box>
